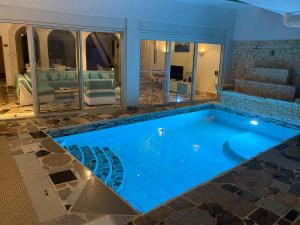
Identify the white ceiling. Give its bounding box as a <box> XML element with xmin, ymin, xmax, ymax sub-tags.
<box><xmin>242</xmin><ymin>0</ymin><xmax>300</xmax><ymax>14</ymax></box>
<box><xmin>172</xmin><ymin>0</ymin><xmax>249</xmax><ymax>10</ymax></box>
<box><xmin>173</xmin><ymin>0</ymin><xmax>300</xmax><ymax>15</ymax></box>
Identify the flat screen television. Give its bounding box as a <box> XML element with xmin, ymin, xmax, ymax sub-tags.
<box><xmin>170</xmin><ymin>65</ymin><xmax>183</xmax><ymax>81</ymax></box>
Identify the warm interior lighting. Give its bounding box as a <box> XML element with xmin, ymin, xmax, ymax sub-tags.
<box><xmin>199</xmin><ymin>48</ymin><xmax>206</xmax><ymax>57</ymax></box>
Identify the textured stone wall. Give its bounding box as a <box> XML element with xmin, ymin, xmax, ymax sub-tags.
<box><xmin>220</xmin><ymin>90</ymin><xmax>300</xmax><ymax>126</ymax></box>
<box><xmin>231</xmin><ymin>40</ymin><xmax>300</xmax><ymax>94</ymax></box>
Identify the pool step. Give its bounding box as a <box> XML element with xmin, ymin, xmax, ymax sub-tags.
<box><xmin>223</xmin><ymin>132</ymin><xmax>279</xmax><ymax>163</ymax></box>
<box><xmin>66</xmin><ymin>144</ymin><xmax>125</xmax><ymax>192</ymax></box>
<box><xmin>92</xmin><ymin>147</ymin><xmax>112</xmax><ymax>182</ymax></box>
<box><xmin>67</xmin><ymin>145</ymin><xmax>84</xmax><ymax>163</ymax></box>
<box><xmin>102</xmin><ymin>147</ymin><xmax>125</xmax><ymax>192</ymax></box>
<box><xmin>81</xmin><ymin>146</ymin><xmax>98</xmax><ymax>173</ymax></box>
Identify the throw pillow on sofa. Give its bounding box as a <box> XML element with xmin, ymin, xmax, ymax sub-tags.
<box><xmin>66</xmin><ymin>72</ymin><xmax>76</xmax><ymax>80</ymax></box>
<box><xmin>89</xmin><ymin>71</ymin><xmax>99</xmax><ymax>80</ymax></box>
<box><xmin>38</xmin><ymin>72</ymin><xmax>49</xmax><ymax>81</ymax></box>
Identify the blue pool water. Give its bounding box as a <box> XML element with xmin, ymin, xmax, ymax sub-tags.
<box><xmin>56</xmin><ymin>109</ymin><xmax>299</xmax><ymax>213</ymax></box>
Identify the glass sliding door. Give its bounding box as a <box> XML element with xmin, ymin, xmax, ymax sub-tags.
<box><xmin>193</xmin><ymin>43</ymin><xmax>222</xmax><ymax>101</ymax></box>
<box><xmin>169</xmin><ymin>42</ymin><xmax>195</xmax><ymax>103</ymax></box>
<box><xmin>34</xmin><ymin>28</ymin><xmax>80</xmax><ymax>113</ymax></box>
<box><xmin>139</xmin><ymin>40</ymin><xmax>168</xmax><ymax>105</ymax></box>
<box><xmin>82</xmin><ymin>31</ymin><xmax>121</xmax><ymax>108</ymax></box>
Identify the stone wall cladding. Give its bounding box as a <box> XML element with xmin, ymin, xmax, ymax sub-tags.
<box><xmin>231</xmin><ymin>40</ymin><xmax>300</xmax><ymax>93</ymax></box>
<box><xmin>235</xmin><ymin>79</ymin><xmax>296</xmax><ymax>101</ymax></box>
<box><xmin>249</xmin><ymin>67</ymin><xmax>290</xmax><ymax>85</ymax></box>
<box><xmin>220</xmin><ymin>90</ymin><xmax>300</xmax><ymax>126</ymax></box>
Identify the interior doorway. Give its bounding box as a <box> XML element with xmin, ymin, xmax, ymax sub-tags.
<box><xmin>193</xmin><ymin>43</ymin><xmax>222</xmax><ymax>101</ymax></box>
<box><xmin>0</xmin><ymin>23</ymin><xmax>34</xmax><ymax>119</ymax></box>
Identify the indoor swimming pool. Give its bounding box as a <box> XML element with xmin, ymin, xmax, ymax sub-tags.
<box><xmin>55</xmin><ymin>109</ymin><xmax>299</xmax><ymax>213</ymax></box>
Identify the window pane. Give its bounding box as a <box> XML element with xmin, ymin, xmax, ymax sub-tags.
<box><xmin>170</xmin><ymin>42</ymin><xmax>194</xmax><ymax>103</ymax></box>
<box><xmin>82</xmin><ymin>31</ymin><xmax>121</xmax><ymax>108</ymax></box>
<box><xmin>140</xmin><ymin>40</ymin><xmax>167</xmax><ymax>105</ymax></box>
<box><xmin>34</xmin><ymin>28</ymin><xmax>80</xmax><ymax>113</ymax></box>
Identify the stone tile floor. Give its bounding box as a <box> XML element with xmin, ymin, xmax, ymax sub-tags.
<box><xmin>0</xmin><ymin>79</ymin><xmax>34</xmax><ymax>119</ymax></box>
<box><xmin>0</xmin><ymin>103</ymin><xmax>299</xmax><ymax>225</ymax></box>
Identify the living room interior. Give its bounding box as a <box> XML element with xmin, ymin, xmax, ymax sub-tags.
<box><xmin>0</xmin><ymin>23</ymin><xmax>121</xmax><ymax>119</ymax></box>
<box><xmin>139</xmin><ymin>40</ymin><xmax>221</xmax><ymax>105</ymax></box>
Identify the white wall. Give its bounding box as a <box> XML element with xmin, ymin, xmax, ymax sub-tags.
<box><xmin>234</xmin><ymin>7</ymin><xmax>300</xmax><ymax>41</ymax></box>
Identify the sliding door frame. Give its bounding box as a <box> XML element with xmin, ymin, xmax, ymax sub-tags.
<box><xmin>191</xmin><ymin>42</ymin><xmax>225</xmax><ymax>101</ymax></box>
<box><xmin>139</xmin><ymin>39</ymin><xmax>225</xmax><ymax>105</ymax></box>
<box><xmin>27</xmin><ymin>24</ymin><xmax>125</xmax><ymax>117</ymax></box>
<box><xmin>26</xmin><ymin>25</ymin><xmax>39</xmax><ymax>116</ymax></box>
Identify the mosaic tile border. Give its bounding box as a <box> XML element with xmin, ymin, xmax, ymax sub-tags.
<box><xmin>220</xmin><ymin>91</ymin><xmax>300</xmax><ymax>126</ymax></box>
<box><xmin>48</xmin><ymin>103</ymin><xmax>300</xmax><ymax>139</ymax></box>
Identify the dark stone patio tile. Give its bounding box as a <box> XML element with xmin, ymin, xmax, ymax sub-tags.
<box><xmin>272</xmin><ymin>192</ymin><xmax>297</xmax><ymax>207</ymax></box>
<box><xmin>284</xmin><ymin>209</ymin><xmax>300</xmax><ymax>222</ymax></box>
<box><xmin>283</xmin><ymin>146</ymin><xmax>300</xmax><ymax>162</ymax></box>
<box><xmin>238</xmin><ymin>169</ymin><xmax>273</xmax><ymax>188</ymax></box>
<box><xmin>135</xmin><ymin>206</ymin><xmax>174</xmax><ymax>225</ymax></box>
<box><xmin>263</xmin><ymin>161</ymin><xmax>280</xmax><ymax>171</ymax></box>
<box><xmin>244</xmin><ymin>219</ymin><xmax>255</xmax><ymax>225</ymax></box>
<box><xmin>35</xmin><ymin>150</ymin><xmax>50</xmax><ymax>157</ymax></box>
<box><xmin>288</xmin><ymin>182</ymin><xmax>300</xmax><ymax>195</ymax></box>
<box><xmin>167</xmin><ymin>197</ymin><xmax>196</xmax><ymax>210</ymax></box>
<box><xmin>275</xmin><ymin>143</ymin><xmax>290</xmax><ymax>151</ymax></box>
<box><xmin>285</xmin><ymin>135</ymin><xmax>300</xmax><ymax>146</ymax></box>
<box><xmin>213</xmin><ymin>173</ymin><xmax>237</xmax><ymax>183</ymax></box>
<box><xmin>278</xmin><ymin>219</ymin><xmax>291</xmax><ymax>225</ymax></box>
<box><xmin>164</xmin><ymin>208</ymin><xmax>216</xmax><ymax>225</ymax></box>
<box><xmin>182</xmin><ymin>191</ymin><xmax>207</xmax><ymax>206</ymax></box>
<box><xmin>259</xmin><ymin>149</ymin><xmax>300</xmax><ymax>171</ymax></box>
<box><xmin>199</xmin><ymin>203</ymin><xmax>244</xmax><ymax>225</ymax></box>
<box><xmin>243</xmin><ymin>160</ymin><xmax>263</xmax><ymax>170</ymax></box>
<box><xmin>249</xmin><ymin>207</ymin><xmax>279</xmax><ymax>225</ymax></box>
<box><xmin>272</xmin><ymin>173</ymin><xmax>292</xmax><ymax>185</ymax></box>
<box><xmin>49</xmin><ymin>169</ymin><xmax>77</xmax><ymax>185</ymax></box>
<box><xmin>260</xmin><ymin>198</ymin><xmax>289</xmax><ymax>216</ymax></box>
<box><xmin>196</xmin><ymin>184</ymin><xmax>256</xmax><ymax>217</ymax></box>
<box><xmin>236</xmin><ymin>190</ymin><xmax>261</xmax><ymax>203</ymax></box>
<box><xmin>29</xmin><ymin>131</ymin><xmax>47</xmax><ymax>139</ymax></box>
<box><xmin>222</xmin><ymin>184</ymin><xmax>239</xmax><ymax>193</ymax></box>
